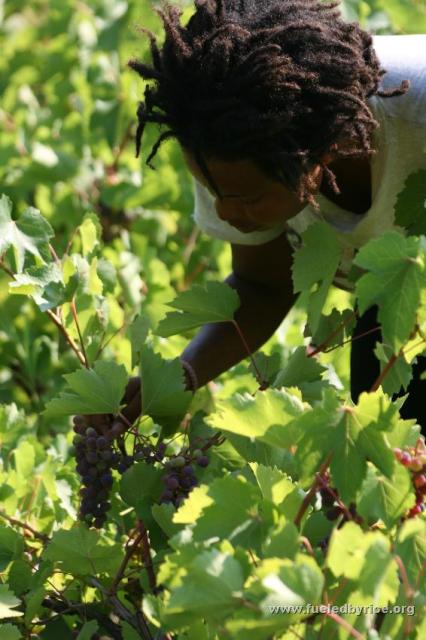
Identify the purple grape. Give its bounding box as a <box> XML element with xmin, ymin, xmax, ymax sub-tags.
<box><xmin>160</xmin><ymin>490</ymin><xmax>174</xmax><ymax>503</ymax></box>
<box><xmin>97</xmin><ymin>437</ymin><xmax>107</xmax><ymax>449</ymax></box>
<box><xmin>196</xmin><ymin>456</ymin><xmax>209</xmax><ymax>468</ymax></box>
<box><xmin>165</xmin><ymin>477</ymin><xmax>179</xmax><ymax>491</ymax></box>
<box><xmin>86</xmin><ymin>451</ymin><xmax>98</xmax><ymax>464</ymax></box>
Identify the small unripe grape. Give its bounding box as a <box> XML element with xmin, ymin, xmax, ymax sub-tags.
<box><xmin>400</xmin><ymin>452</ymin><xmax>412</xmax><ymax>466</ymax></box>
<box><xmin>193</xmin><ymin>449</ymin><xmax>203</xmax><ymax>459</ymax></box>
<box><xmin>171</xmin><ymin>456</ymin><xmax>186</xmax><ymax>469</ymax></box>
<box><xmin>414</xmin><ymin>474</ymin><xmax>426</xmax><ymax>489</ymax></box>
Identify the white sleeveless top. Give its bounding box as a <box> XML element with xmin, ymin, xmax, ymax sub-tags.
<box><xmin>191</xmin><ymin>35</ymin><xmax>426</xmax><ymax>289</ymax></box>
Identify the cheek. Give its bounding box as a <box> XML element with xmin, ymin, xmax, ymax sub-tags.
<box><xmin>248</xmin><ymin>193</ymin><xmax>301</xmax><ymax>224</ymax></box>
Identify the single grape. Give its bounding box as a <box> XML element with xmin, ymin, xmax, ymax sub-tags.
<box><xmin>400</xmin><ymin>452</ymin><xmax>412</xmax><ymax>466</ymax></box>
<box><xmin>100</xmin><ymin>474</ymin><xmax>113</xmax><ymax>488</ymax></box>
<box><xmin>85</xmin><ymin>427</ymin><xmax>98</xmax><ymax>439</ymax></box>
<box><xmin>325</xmin><ymin>507</ymin><xmax>343</xmax><ymax>521</ymax></box>
<box><xmin>414</xmin><ymin>474</ymin><xmax>426</xmax><ymax>489</ymax></box>
<box><xmin>180</xmin><ymin>476</ymin><xmax>195</xmax><ymax>490</ymax></box>
<box><xmin>160</xmin><ymin>490</ymin><xmax>174</xmax><ymax>503</ymax></box>
<box><xmin>86</xmin><ymin>451</ymin><xmax>98</xmax><ymax>464</ymax></box>
<box><xmin>100</xmin><ymin>450</ymin><xmax>113</xmax><ymax>461</ymax></box>
<box><xmin>182</xmin><ymin>465</ymin><xmax>194</xmax><ymax>476</ymax></box>
<box><xmin>165</xmin><ymin>476</ymin><xmax>179</xmax><ymax>491</ymax></box>
<box><xmin>192</xmin><ymin>449</ymin><xmax>203</xmax><ymax>459</ymax></box>
<box><xmin>196</xmin><ymin>456</ymin><xmax>209</xmax><ymax>468</ymax></box>
<box><xmin>97</xmin><ymin>437</ymin><xmax>107</xmax><ymax>449</ymax></box>
<box><xmin>170</xmin><ymin>456</ymin><xmax>186</xmax><ymax>469</ymax></box>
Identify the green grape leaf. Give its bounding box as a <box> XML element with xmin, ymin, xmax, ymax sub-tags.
<box><xmin>77</xmin><ymin>621</ymin><xmax>99</xmax><ymax>640</ymax></box>
<box><xmin>44</xmin><ymin>361</ymin><xmax>127</xmax><ymax>416</ymax></box>
<box><xmin>294</xmin><ymin>390</ymin><xmax>398</xmax><ymax>501</ymax></box>
<box><xmin>0</xmin><ymin>526</ymin><xmax>25</xmax><ymax>572</ymax></box>
<box><xmin>140</xmin><ymin>344</ymin><xmax>192</xmax><ymax>419</ymax></box>
<box><xmin>9</xmin><ymin>263</ymin><xmax>67</xmax><ymax>311</ymax></box>
<box><xmin>119</xmin><ymin>462</ymin><xmax>163</xmax><ymax>508</ymax></box>
<box><xmin>8</xmin><ymin>560</ymin><xmax>33</xmax><ymax>597</ymax></box>
<box><xmin>0</xmin><ymin>624</ymin><xmax>21</xmax><ymax>640</ymax></box>
<box><xmin>359</xmin><ymin>538</ymin><xmax>399</xmax><ymax>606</ymax></box>
<box><xmin>78</xmin><ymin>213</ymin><xmax>102</xmax><ymax>257</ymax></box>
<box><xmin>250</xmin><ymin>463</ymin><xmax>296</xmax><ymax>505</ymax></box>
<box><xmin>190</xmin><ymin>475</ymin><xmax>262</xmax><ymax>547</ymax></box>
<box><xmin>206</xmin><ymin>389</ymin><xmax>306</xmax><ymax>450</ymax></box>
<box><xmin>257</xmin><ymin>555</ymin><xmax>324</xmax><ymax>618</ymax></box>
<box><xmin>395</xmin><ymin>170</ymin><xmax>426</xmax><ymax>236</ymax></box>
<box><xmin>43</xmin><ymin>524</ymin><xmax>122</xmax><ymax>575</ymax></box>
<box><xmin>354</xmin><ymin>231</ymin><xmax>426</xmax><ymax>351</ymax></box>
<box><xmin>395</xmin><ymin>518</ymin><xmax>426</xmax><ymax>592</ymax></box>
<box><xmin>292</xmin><ymin>222</ymin><xmax>342</xmax><ymax>333</ymax></box>
<box><xmin>0</xmin><ymin>194</ymin><xmax>54</xmax><ymax>273</ymax></box>
<box><xmin>262</xmin><ymin>519</ymin><xmax>300</xmax><ymax>560</ymax></box>
<box><xmin>273</xmin><ymin>346</ymin><xmax>326</xmax><ymax>388</ymax></box>
<box><xmin>0</xmin><ymin>585</ymin><xmax>23</xmax><ymax>619</ymax></box>
<box><xmin>374</xmin><ymin>342</ymin><xmax>413</xmax><ymax>396</ymax></box>
<box><xmin>162</xmin><ymin>549</ymin><xmax>245</xmax><ymax>627</ymax></box>
<box><xmin>129</xmin><ymin>314</ymin><xmax>150</xmax><ymax>369</ymax></box>
<box><xmin>248</xmin><ymin>351</ymin><xmax>282</xmax><ymax>386</ymax></box>
<box><xmin>357</xmin><ymin>464</ymin><xmax>415</xmax><ymax>528</ymax></box>
<box><xmin>305</xmin><ymin>307</ymin><xmax>356</xmax><ymax>348</ymax></box>
<box><xmin>156</xmin><ymin>281</ymin><xmax>240</xmax><ymax>337</ymax></box>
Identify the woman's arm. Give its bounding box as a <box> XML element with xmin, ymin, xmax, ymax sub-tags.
<box><xmin>181</xmin><ymin>230</ymin><xmax>296</xmax><ymax>388</ymax></box>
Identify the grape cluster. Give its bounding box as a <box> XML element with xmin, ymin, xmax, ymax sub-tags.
<box><xmin>73</xmin><ymin>413</ymin><xmax>176</xmax><ymax>528</ymax></box>
<box><xmin>394</xmin><ymin>440</ymin><xmax>426</xmax><ymax>519</ymax></box>
<box><xmin>73</xmin><ymin>416</ymin><xmax>123</xmax><ymax>528</ymax></box>
<box><xmin>160</xmin><ymin>448</ymin><xmax>209</xmax><ymax>508</ymax></box>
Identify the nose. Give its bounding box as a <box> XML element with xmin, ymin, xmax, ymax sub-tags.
<box><xmin>215</xmin><ymin>198</ymin><xmax>246</xmax><ymax>224</ymax></box>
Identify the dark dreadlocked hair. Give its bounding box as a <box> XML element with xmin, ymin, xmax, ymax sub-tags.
<box><xmin>128</xmin><ymin>0</ymin><xmax>409</xmax><ymax>205</ymax></box>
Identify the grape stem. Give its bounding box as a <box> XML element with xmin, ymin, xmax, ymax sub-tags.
<box><xmin>91</xmin><ymin>575</ymin><xmax>153</xmax><ymax>639</ymax></box>
<box><xmin>231</xmin><ymin>319</ymin><xmax>268</xmax><ymax>389</ymax></box>
<box><xmin>0</xmin><ymin>256</ymin><xmax>88</xmax><ymax>367</ymax></box>
<box><xmin>70</xmin><ymin>298</ymin><xmax>90</xmax><ymax>368</ymax></box>
<box><xmin>294</xmin><ymin>452</ymin><xmax>333</xmax><ymax>528</ymax></box>
<box><xmin>324</xmin><ymin>610</ymin><xmax>364</xmax><ymax>639</ymax></box>
<box><xmin>0</xmin><ymin>509</ymin><xmax>49</xmax><ymax>543</ymax></box>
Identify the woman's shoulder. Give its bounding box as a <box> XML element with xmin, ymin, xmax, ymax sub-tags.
<box><xmin>372</xmin><ymin>35</ymin><xmax>426</xmax><ymax>126</ymax></box>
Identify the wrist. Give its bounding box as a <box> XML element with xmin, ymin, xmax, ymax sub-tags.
<box><xmin>180</xmin><ymin>359</ymin><xmax>198</xmax><ymax>393</ymax></box>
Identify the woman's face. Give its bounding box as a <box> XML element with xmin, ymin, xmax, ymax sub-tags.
<box><xmin>182</xmin><ymin>149</ymin><xmax>323</xmax><ymax>233</ymax></box>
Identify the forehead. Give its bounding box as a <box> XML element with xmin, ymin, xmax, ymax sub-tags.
<box><xmin>182</xmin><ymin>148</ymin><xmax>272</xmax><ymax>197</ymax></box>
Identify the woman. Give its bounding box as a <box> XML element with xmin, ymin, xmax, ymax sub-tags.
<box><xmin>127</xmin><ymin>0</ymin><xmax>426</xmax><ymax>426</ymax></box>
